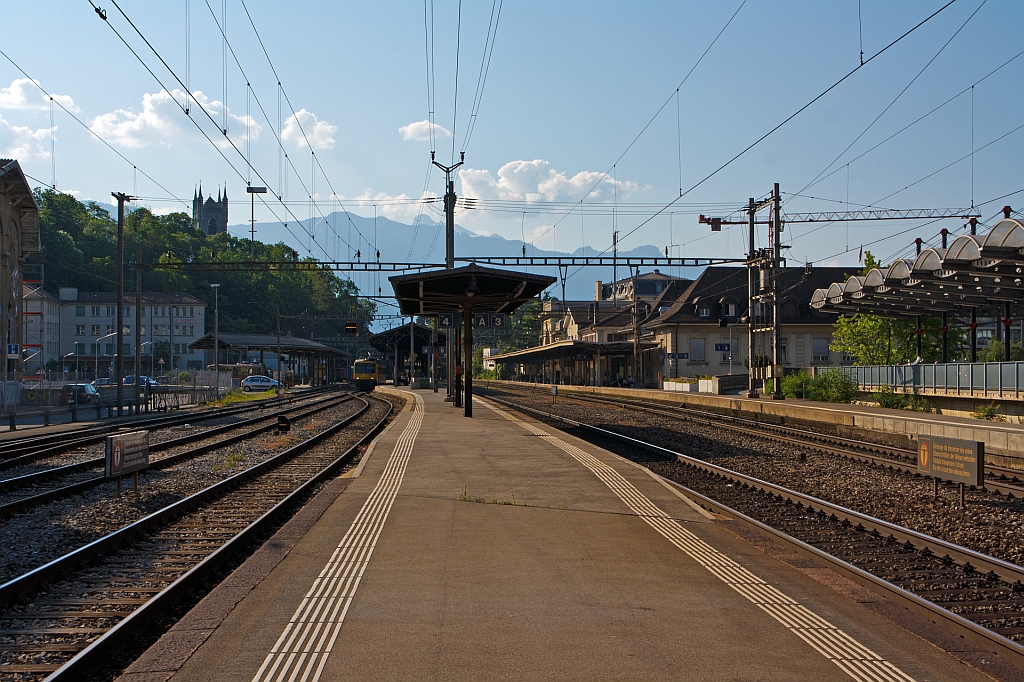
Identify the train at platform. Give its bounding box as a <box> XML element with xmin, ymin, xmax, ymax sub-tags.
<box><xmin>352</xmin><ymin>358</ymin><xmax>383</xmax><ymax>391</ymax></box>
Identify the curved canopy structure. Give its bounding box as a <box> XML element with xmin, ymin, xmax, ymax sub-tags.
<box><xmin>811</xmin><ymin>216</ymin><xmax>1024</xmax><ymax>319</ymax></box>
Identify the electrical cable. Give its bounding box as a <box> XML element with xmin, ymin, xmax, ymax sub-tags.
<box><xmin>460</xmin><ymin>0</ymin><xmax>503</xmax><ymax>154</ymax></box>
<box><xmin>0</xmin><ymin>47</ymin><xmax>187</xmax><ymax>207</ymax></box>
<box><xmin>792</xmin><ymin>0</ymin><xmax>986</xmax><ymax>204</ymax></box>
<box><xmin>450</xmin><ymin>0</ymin><xmax>463</xmax><ymax>165</ymax></box>
<box><xmin>528</xmin><ymin>0</ymin><xmax>747</xmax><ymax>248</ymax></box>
<box><xmin>561</xmin><ymin>0</ymin><xmax>958</xmax><ymax>284</ymax></box>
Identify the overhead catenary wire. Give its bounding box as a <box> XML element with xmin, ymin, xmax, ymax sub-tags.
<box><xmin>450</xmin><ymin>0</ymin><xmax>463</xmax><ymax>165</ymax></box>
<box><xmin>528</xmin><ymin>0</ymin><xmax>748</xmax><ymax>249</ymax></box>
<box><xmin>793</xmin><ymin>49</ymin><xmax>1024</xmax><ymax>198</ymax></box>
<box><xmin>562</xmin><ymin>0</ymin><xmax>958</xmax><ymax>284</ymax></box>
<box><xmin>459</xmin><ymin>0</ymin><xmax>503</xmax><ymax>154</ymax></box>
<box><xmin>791</xmin><ymin>0</ymin><xmax>987</xmax><ymax>205</ymax></box>
<box><xmin>0</xmin><ymin>46</ymin><xmax>186</xmax><ymax>207</ymax></box>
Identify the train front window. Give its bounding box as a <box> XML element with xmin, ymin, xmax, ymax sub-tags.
<box><xmin>355</xmin><ymin>363</ymin><xmax>375</xmax><ymax>374</ymax></box>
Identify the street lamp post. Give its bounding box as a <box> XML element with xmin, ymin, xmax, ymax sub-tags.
<box><xmin>211</xmin><ymin>284</ymin><xmax>220</xmax><ymax>400</ymax></box>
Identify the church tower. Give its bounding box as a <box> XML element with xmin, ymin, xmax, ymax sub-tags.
<box><xmin>192</xmin><ymin>184</ymin><xmax>229</xmax><ymax>235</ymax></box>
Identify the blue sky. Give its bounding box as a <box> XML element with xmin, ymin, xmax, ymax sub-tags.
<box><xmin>2</xmin><ymin>0</ymin><xmax>1022</xmax><ymax>289</ymax></box>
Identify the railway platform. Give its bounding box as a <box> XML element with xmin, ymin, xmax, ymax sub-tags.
<box><xmin>124</xmin><ymin>388</ymin><xmax>998</xmax><ymax>682</ymax></box>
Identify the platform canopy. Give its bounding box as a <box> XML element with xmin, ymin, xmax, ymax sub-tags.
<box><xmin>368</xmin><ymin>323</ymin><xmax>446</xmax><ymax>355</ymax></box>
<box><xmin>489</xmin><ymin>339</ymin><xmax>659</xmax><ymax>364</ymax></box>
<box><xmin>189</xmin><ymin>332</ymin><xmax>347</xmax><ymax>356</ymax></box>
<box><xmin>811</xmin><ymin>215</ymin><xmax>1024</xmax><ymax>318</ymax></box>
<box><xmin>388</xmin><ymin>263</ymin><xmax>556</xmax><ymax>316</ymax></box>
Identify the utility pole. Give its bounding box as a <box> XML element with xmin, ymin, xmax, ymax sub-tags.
<box><xmin>135</xmin><ymin>248</ymin><xmax>142</xmax><ymax>414</ymax></box>
<box><xmin>276</xmin><ymin>309</ymin><xmax>283</xmax><ymax>397</ymax></box>
<box><xmin>746</xmin><ymin>197</ymin><xmax>756</xmax><ymax>398</ymax></box>
<box><xmin>433</xmin><ymin>151</ymin><xmax>464</xmax><ymax>402</ymax></box>
<box><xmin>247</xmin><ymin>185</ymin><xmax>267</xmax><ymax>262</ymax></box>
<box><xmin>612</xmin><ymin>231</ymin><xmax>618</xmax><ymax>304</ymax></box>
<box><xmin>112</xmin><ymin>192</ymin><xmax>132</xmax><ymax>416</ymax></box>
<box><xmin>771</xmin><ymin>182</ymin><xmax>783</xmax><ymax>400</ymax></box>
<box><xmin>211</xmin><ymin>283</ymin><xmax>220</xmax><ymax>400</ymax></box>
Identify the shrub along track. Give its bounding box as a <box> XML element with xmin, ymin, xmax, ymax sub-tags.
<box><xmin>0</xmin><ymin>393</ymin><xmax>397</xmax><ymax>681</ymax></box>
<box><xmin>482</xmin><ymin>387</ymin><xmax>1024</xmax><ymax>670</ymax></box>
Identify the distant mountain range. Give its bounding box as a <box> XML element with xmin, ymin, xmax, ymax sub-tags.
<box><xmin>237</xmin><ymin>211</ymin><xmax>688</xmax><ymax>300</ymax></box>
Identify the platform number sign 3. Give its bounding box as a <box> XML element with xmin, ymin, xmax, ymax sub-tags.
<box><xmin>491</xmin><ymin>313</ymin><xmax>506</xmax><ymax>329</ymax></box>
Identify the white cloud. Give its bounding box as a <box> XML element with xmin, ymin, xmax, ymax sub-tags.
<box><xmin>459</xmin><ymin>159</ymin><xmax>637</xmax><ymax>203</ymax></box>
<box><xmin>342</xmin><ymin>189</ymin><xmax>440</xmax><ymax>222</ymax></box>
<box><xmin>0</xmin><ymin>114</ymin><xmax>52</xmax><ymax>160</ymax></box>
<box><xmin>398</xmin><ymin>119</ymin><xmax>451</xmax><ymax>142</ymax></box>
<box><xmin>90</xmin><ymin>88</ymin><xmax>260</xmax><ymax>149</ymax></box>
<box><xmin>282</xmin><ymin>109</ymin><xmax>336</xmax><ymax>150</ymax></box>
<box><xmin>0</xmin><ymin>78</ymin><xmax>78</xmax><ymax>113</ymax></box>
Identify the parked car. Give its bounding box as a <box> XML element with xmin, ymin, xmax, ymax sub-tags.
<box><xmin>122</xmin><ymin>375</ymin><xmax>157</xmax><ymax>388</ymax></box>
<box><xmin>60</xmin><ymin>383</ymin><xmax>101</xmax><ymax>405</ymax></box>
<box><xmin>92</xmin><ymin>378</ymin><xmax>112</xmax><ymax>388</ymax></box>
<box><xmin>240</xmin><ymin>375</ymin><xmax>281</xmax><ymax>392</ymax></box>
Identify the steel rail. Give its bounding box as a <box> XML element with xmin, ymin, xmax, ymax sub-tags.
<box><xmin>0</xmin><ymin>385</ymin><xmax>338</xmax><ymax>466</ymax></box>
<box><xmin>509</xmin><ymin>387</ymin><xmax>1024</xmax><ymax>496</ymax></box>
<box><xmin>484</xmin><ymin>394</ymin><xmax>1024</xmax><ymax>668</ymax></box>
<box><xmin>0</xmin><ymin>393</ymin><xmax>358</xmax><ymax>516</ymax></box>
<box><xmin>0</xmin><ymin>396</ymin><xmax>381</xmax><ymax>609</ymax></box>
<box><xmin>37</xmin><ymin>395</ymin><xmax>392</xmax><ymax>682</ymax></box>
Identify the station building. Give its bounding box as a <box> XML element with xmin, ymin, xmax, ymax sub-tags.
<box><xmin>494</xmin><ymin>265</ymin><xmax>856</xmax><ymax>388</ymax></box>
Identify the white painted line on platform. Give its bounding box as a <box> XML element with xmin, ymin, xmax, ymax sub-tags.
<box><xmin>481</xmin><ymin>398</ymin><xmax>915</xmax><ymax>682</ymax></box>
<box><xmin>251</xmin><ymin>393</ymin><xmax>424</xmax><ymax>682</ymax></box>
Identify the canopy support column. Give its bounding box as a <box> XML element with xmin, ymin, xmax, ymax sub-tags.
<box><xmin>971</xmin><ymin>309</ymin><xmax>978</xmax><ymax>363</ymax></box>
<box><xmin>941</xmin><ymin>312</ymin><xmax>948</xmax><ymax>363</ymax></box>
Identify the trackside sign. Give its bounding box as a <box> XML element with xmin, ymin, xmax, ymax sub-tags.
<box><xmin>917</xmin><ymin>436</ymin><xmax>983</xmax><ymax>486</ymax></box>
<box><xmin>105</xmin><ymin>430</ymin><xmax>150</xmax><ymax>478</ymax></box>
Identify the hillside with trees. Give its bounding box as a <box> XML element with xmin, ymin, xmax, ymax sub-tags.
<box><xmin>28</xmin><ymin>189</ymin><xmax>375</xmax><ymax>338</ymax></box>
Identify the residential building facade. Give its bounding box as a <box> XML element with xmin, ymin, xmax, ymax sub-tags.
<box><xmin>1</xmin><ymin>159</ymin><xmax>40</xmax><ymax>406</ymax></box>
<box><xmin>54</xmin><ymin>288</ymin><xmax>206</xmax><ymax>376</ymax></box>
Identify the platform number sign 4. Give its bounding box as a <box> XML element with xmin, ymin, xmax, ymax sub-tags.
<box><xmin>439</xmin><ymin>313</ymin><xmax>461</xmax><ymax>328</ymax></box>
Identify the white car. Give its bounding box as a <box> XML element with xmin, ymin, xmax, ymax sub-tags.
<box><xmin>240</xmin><ymin>375</ymin><xmax>281</xmax><ymax>392</ymax></box>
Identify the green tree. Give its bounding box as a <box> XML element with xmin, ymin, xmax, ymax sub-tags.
<box><xmin>830</xmin><ymin>252</ymin><xmax>965</xmax><ymax>364</ymax></box>
<box><xmin>979</xmin><ymin>340</ymin><xmax>1024</xmax><ymax>362</ymax></box>
<box><xmin>28</xmin><ymin>190</ymin><xmax>376</xmax><ymax>338</ymax></box>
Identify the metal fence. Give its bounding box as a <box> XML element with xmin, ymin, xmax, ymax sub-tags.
<box><xmin>839</xmin><ymin>362</ymin><xmax>1024</xmax><ymax>398</ymax></box>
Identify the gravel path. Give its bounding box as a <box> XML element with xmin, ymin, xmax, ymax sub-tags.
<box><xmin>0</xmin><ymin>399</ymin><xmax>365</xmax><ymax>584</ymax></box>
<box><xmin>485</xmin><ymin>386</ymin><xmax>1024</xmax><ymax>567</ymax></box>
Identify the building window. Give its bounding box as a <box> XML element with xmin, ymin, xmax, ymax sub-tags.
<box><xmin>106</xmin><ymin>306</ymin><xmax>116</xmax><ymax>316</ymax></box>
<box><xmin>89</xmin><ymin>343</ymin><xmax>97</xmax><ymax>354</ymax></box>
<box><xmin>140</xmin><ymin>325</ymin><xmax>146</xmax><ymax>335</ymax></box>
<box><xmin>105</xmin><ymin>343</ymin><xmax>113</xmax><ymax>355</ymax></box>
<box><xmin>188</xmin><ymin>325</ymin><xmax>194</xmax><ymax>336</ymax></box>
<box><xmin>123</xmin><ymin>325</ymin><xmax>130</xmax><ymax>335</ymax></box>
<box><xmin>723</xmin><ymin>301</ymin><xmax>736</xmax><ymax>317</ymax></box>
<box><xmin>174</xmin><ymin>325</ymin><xmax>181</xmax><ymax>336</ymax></box>
<box><xmin>188</xmin><ymin>306</ymin><xmax>194</xmax><ymax>316</ymax></box>
<box><xmin>698</xmin><ymin>306</ymin><xmax>711</xmax><ymax>318</ymax></box>
<box><xmin>689</xmin><ymin>338</ymin><xmax>706</xmax><ymax>362</ymax></box>
<box><xmin>105</xmin><ymin>325</ymin><xmax>112</xmax><ymax>335</ymax></box>
<box><xmin>812</xmin><ymin>338</ymin><xmax>831</xmax><ymax>363</ymax></box>
<box><xmin>75</xmin><ymin>324</ymin><xmax>85</xmax><ymax>336</ymax></box>
<box><xmin>123</xmin><ymin>343</ymin><xmax>131</xmax><ymax>355</ymax></box>
<box><xmin>90</xmin><ymin>324</ymin><xmax>100</xmax><ymax>335</ymax></box>
<box><xmin>75</xmin><ymin>306</ymin><xmax>85</xmax><ymax>317</ymax></box>
<box><xmin>74</xmin><ymin>342</ymin><xmax>86</xmax><ymax>354</ymax></box>
<box><xmin>90</xmin><ymin>306</ymin><xmax>100</xmax><ymax>316</ymax></box>
<box><xmin>124</xmin><ymin>306</ymin><xmax>131</xmax><ymax>316</ymax></box>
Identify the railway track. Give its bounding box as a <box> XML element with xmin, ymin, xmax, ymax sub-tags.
<box><xmin>0</xmin><ymin>393</ymin><xmax>394</xmax><ymax>681</ymax></box>
<box><xmin>0</xmin><ymin>391</ymin><xmax>357</xmax><ymax>518</ymax></box>
<box><xmin>0</xmin><ymin>385</ymin><xmax>338</xmax><ymax>468</ymax></box>
<box><xmin>483</xmin><ymin>392</ymin><xmax>1024</xmax><ymax>670</ymax></box>
<box><xmin>499</xmin><ymin>386</ymin><xmax>1024</xmax><ymax>496</ymax></box>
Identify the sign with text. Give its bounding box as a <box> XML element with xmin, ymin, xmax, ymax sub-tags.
<box><xmin>105</xmin><ymin>430</ymin><xmax>150</xmax><ymax>478</ymax></box>
<box><xmin>6</xmin><ymin>344</ymin><xmax>19</xmax><ymax>359</ymax></box>
<box><xmin>439</xmin><ymin>312</ymin><xmax>462</xmax><ymax>328</ymax></box>
<box><xmin>664</xmin><ymin>352</ymin><xmax>689</xmax><ymax>360</ymax></box>
<box><xmin>473</xmin><ymin>313</ymin><xmax>507</xmax><ymax>328</ymax></box>
<box><xmin>918</xmin><ymin>436</ymin><xmax>983</xmax><ymax>486</ymax></box>
<box><xmin>714</xmin><ymin>343</ymin><xmax>731</xmax><ymax>352</ymax></box>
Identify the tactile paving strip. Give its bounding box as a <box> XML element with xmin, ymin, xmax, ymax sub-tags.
<box><xmin>251</xmin><ymin>394</ymin><xmax>424</xmax><ymax>682</ymax></box>
<box><xmin>482</xmin><ymin>398</ymin><xmax>915</xmax><ymax>682</ymax></box>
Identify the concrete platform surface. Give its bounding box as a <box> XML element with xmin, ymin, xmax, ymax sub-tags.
<box><xmin>150</xmin><ymin>389</ymin><xmax>993</xmax><ymax>682</ymax></box>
